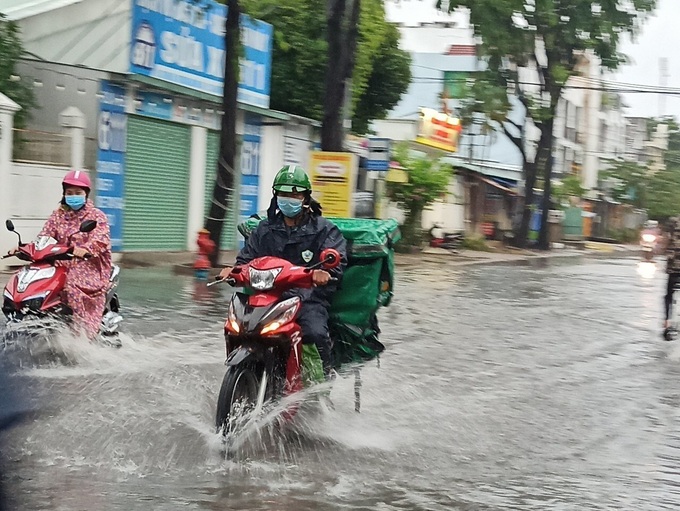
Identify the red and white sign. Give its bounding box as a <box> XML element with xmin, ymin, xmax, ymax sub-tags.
<box><xmin>416</xmin><ymin>108</ymin><xmax>462</xmax><ymax>152</ymax></box>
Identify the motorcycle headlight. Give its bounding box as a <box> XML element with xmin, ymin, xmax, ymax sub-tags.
<box><xmin>642</xmin><ymin>234</ymin><xmax>656</xmax><ymax>243</ymax></box>
<box><xmin>249</xmin><ymin>267</ymin><xmax>282</xmax><ymax>291</ymax></box>
<box><xmin>260</xmin><ymin>297</ymin><xmax>301</xmax><ymax>335</ymax></box>
<box><xmin>17</xmin><ymin>267</ymin><xmax>56</xmax><ymax>293</ymax></box>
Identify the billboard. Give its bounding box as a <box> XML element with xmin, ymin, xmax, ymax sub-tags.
<box><xmin>95</xmin><ymin>81</ymin><xmax>127</xmax><ymax>252</ymax></box>
<box><xmin>416</xmin><ymin>108</ymin><xmax>462</xmax><ymax>153</ymax></box>
<box><xmin>130</xmin><ymin>0</ymin><xmax>273</xmax><ymax>108</ymax></box>
<box><xmin>309</xmin><ymin>152</ymin><xmax>357</xmax><ymax>218</ymax></box>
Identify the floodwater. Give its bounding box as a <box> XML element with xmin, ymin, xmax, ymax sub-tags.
<box><xmin>2</xmin><ymin>256</ymin><xmax>680</xmax><ymax>510</ymax></box>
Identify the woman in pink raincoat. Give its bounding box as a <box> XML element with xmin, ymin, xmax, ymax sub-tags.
<box><xmin>38</xmin><ymin>170</ymin><xmax>112</xmax><ymax>340</ymax></box>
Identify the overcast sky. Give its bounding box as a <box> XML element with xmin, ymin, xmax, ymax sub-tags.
<box><xmin>385</xmin><ymin>0</ymin><xmax>680</xmax><ymax>119</ymax></box>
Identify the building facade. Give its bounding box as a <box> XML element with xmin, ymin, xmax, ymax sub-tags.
<box><xmin>4</xmin><ymin>0</ymin><xmax>319</xmax><ymax>253</ymax></box>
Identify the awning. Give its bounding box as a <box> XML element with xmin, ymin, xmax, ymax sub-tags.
<box><xmin>478</xmin><ymin>175</ymin><xmax>518</xmax><ymax>195</ymax></box>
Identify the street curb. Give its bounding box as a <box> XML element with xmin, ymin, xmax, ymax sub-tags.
<box><xmin>393</xmin><ymin>248</ymin><xmax>639</xmax><ymax>269</ymax></box>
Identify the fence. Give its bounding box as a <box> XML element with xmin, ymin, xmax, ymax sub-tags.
<box><xmin>12</xmin><ymin>128</ymin><xmax>71</xmax><ymax>166</ymax></box>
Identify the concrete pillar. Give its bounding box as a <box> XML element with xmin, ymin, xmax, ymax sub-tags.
<box><xmin>260</xmin><ymin>122</ymin><xmax>284</xmax><ymax>212</ymax></box>
<box><xmin>187</xmin><ymin>125</ymin><xmax>207</xmax><ymax>250</ymax></box>
<box><xmin>0</xmin><ymin>93</ymin><xmax>21</xmax><ymax>271</ymax></box>
<box><xmin>59</xmin><ymin>106</ymin><xmax>86</xmax><ymax>169</ymax></box>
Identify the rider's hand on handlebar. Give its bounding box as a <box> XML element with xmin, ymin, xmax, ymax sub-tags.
<box><xmin>6</xmin><ymin>247</ymin><xmax>18</xmax><ymax>256</ymax></box>
<box><xmin>312</xmin><ymin>269</ymin><xmax>331</xmax><ymax>286</ymax></box>
<box><xmin>218</xmin><ymin>266</ymin><xmax>233</xmax><ymax>280</ymax></box>
<box><xmin>72</xmin><ymin>247</ymin><xmax>91</xmax><ymax>259</ymax></box>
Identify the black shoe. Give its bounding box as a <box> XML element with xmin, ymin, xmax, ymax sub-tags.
<box><xmin>664</xmin><ymin>328</ymin><xmax>677</xmax><ymax>342</ymax></box>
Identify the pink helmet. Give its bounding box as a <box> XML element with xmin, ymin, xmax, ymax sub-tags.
<box><xmin>62</xmin><ymin>170</ymin><xmax>91</xmax><ymax>192</ymax></box>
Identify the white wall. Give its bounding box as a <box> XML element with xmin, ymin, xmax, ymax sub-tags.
<box><xmin>422</xmin><ymin>175</ymin><xmax>466</xmax><ymax>232</ymax></box>
<box><xmin>259</xmin><ymin>123</ymin><xmax>285</xmax><ymax>214</ymax></box>
<box><xmin>6</xmin><ymin>163</ymin><xmax>71</xmax><ymax>241</ymax></box>
<box><xmin>372</xmin><ymin>120</ymin><xmax>418</xmax><ymax>141</ymax></box>
<box><xmin>396</xmin><ymin>24</ymin><xmax>474</xmax><ymax>53</ymax></box>
<box><xmin>187</xmin><ymin>126</ymin><xmax>207</xmax><ymax>250</ymax></box>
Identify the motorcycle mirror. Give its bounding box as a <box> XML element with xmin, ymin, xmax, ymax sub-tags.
<box><xmin>5</xmin><ymin>220</ymin><xmax>15</xmax><ymax>232</ymax></box>
<box><xmin>79</xmin><ymin>220</ymin><xmax>97</xmax><ymax>233</ymax></box>
<box><xmin>320</xmin><ymin>248</ymin><xmax>341</xmax><ymax>270</ymax></box>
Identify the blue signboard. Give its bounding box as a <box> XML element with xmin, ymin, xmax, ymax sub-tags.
<box><xmin>130</xmin><ymin>0</ymin><xmax>273</xmax><ymax>108</ymax></box>
<box><xmin>366</xmin><ymin>137</ymin><xmax>391</xmax><ymax>171</ymax></box>
<box><xmin>134</xmin><ymin>90</ymin><xmax>173</xmax><ymax>119</ymax></box>
<box><xmin>95</xmin><ymin>81</ymin><xmax>127</xmax><ymax>252</ymax></box>
<box><xmin>240</xmin><ymin>113</ymin><xmax>261</xmax><ymax>221</ymax></box>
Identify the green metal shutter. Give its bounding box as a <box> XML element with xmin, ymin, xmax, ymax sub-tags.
<box><xmin>124</xmin><ymin>116</ymin><xmax>190</xmax><ymax>250</ymax></box>
<box><xmin>204</xmin><ymin>131</ymin><xmax>239</xmax><ymax>250</ymax></box>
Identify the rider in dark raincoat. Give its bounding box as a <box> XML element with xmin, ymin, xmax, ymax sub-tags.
<box><xmin>220</xmin><ymin>165</ymin><xmax>348</xmax><ymax>374</ymax></box>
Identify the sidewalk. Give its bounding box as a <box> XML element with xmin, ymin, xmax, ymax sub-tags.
<box><xmin>394</xmin><ymin>243</ymin><xmax>639</xmax><ymax>268</ymax></box>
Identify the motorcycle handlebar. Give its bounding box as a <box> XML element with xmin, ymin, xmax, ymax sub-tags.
<box><xmin>207</xmin><ymin>277</ymin><xmax>237</xmax><ymax>288</ymax></box>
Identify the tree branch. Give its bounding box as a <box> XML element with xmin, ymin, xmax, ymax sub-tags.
<box><xmin>502</xmin><ymin>121</ymin><xmax>526</xmax><ymax>160</ymax></box>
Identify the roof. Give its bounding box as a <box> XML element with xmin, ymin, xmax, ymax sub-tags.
<box><xmin>0</xmin><ymin>0</ymin><xmax>82</xmax><ymax>20</ymax></box>
<box><xmin>441</xmin><ymin>155</ymin><xmax>523</xmax><ymax>182</ymax></box>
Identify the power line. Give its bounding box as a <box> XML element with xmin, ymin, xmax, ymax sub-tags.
<box><xmin>411</xmin><ymin>78</ymin><xmax>680</xmax><ymax>94</ymax></box>
<box><xmin>408</xmin><ymin>65</ymin><xmax>680</xmax><ymax>94</ymax></box>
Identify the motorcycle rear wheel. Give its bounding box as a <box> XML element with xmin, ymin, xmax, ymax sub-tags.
<box><xmin>215</xmin><ymin>365</ymin><xmax>259</xmax><ymax>436</ymax></box>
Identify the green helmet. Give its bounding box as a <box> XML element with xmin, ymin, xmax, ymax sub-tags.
<box><xmin>272</xmin><ymin>165</ymin><xmax>312</xmax><ymax>193</ymax></box>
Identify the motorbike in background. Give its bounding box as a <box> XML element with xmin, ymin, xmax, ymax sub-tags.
<box><xmin>640</xmin><ymin>220</ymin><xmax>661</xmax><ymax>261</ymax></box>
<box><xmin>428</xmin><ymin>224</ymin><xmax>464</xmax><ymax>252</ymax></box>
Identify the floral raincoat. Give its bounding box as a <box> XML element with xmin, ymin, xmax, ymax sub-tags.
<box><xmin>39</xmin><ymin>201</ymin><xmax>112</xmax><ymax>339</ymax></box>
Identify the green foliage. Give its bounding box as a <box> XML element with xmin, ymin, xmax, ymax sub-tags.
<box><xmin>606</xmin><ymin>227</ymin><xmax>640</xmax><ymax>244</ymax></box>
<box><xmin>601</xmin><ymin>160</ymin><xmax>649</xmax><ymax>208</ymax></box>
<box><xmin>242</xmin><ymin>0</ymin><xmax>410</xmax><ymax>130</ymax></box>
<box><xmin>553</xmin><ymin>174</ymin><xmax>586</xmax><ymax>206</ymax></box>
<box><xmin>386</xmin><ymin>144</ymin><xmax>453</xmax><ymax>247</ymax></box>
<box><xmin>448</xmin><ymin>0</ymin><xmax>657</xmax><ymax>248</ymax></box>
<box><xmin>0</xmin><ymin>13</ymin><xmax>35</xmax><ymax>129</ymax></box>
<box><xmin>461</xmin><ymin>234</ymin><xmax>492</xmax><ymax>252</ymax></box>
<box><xmin>602</xmin><ymin>116</ymin><xmax>680</xmax><ymax>221</ymax></box>
<box><xmin>647</xmin><ymin>167</ymin><xmax>680</xmax><ymax>220</ymax></box>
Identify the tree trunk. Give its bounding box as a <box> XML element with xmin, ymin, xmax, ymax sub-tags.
<box><xmin>537</xmin><ymin>116</ymin><xmax>555</xmax><ymax>250</ymax></box>
<box><xmin>321</xmin><ymin>0</ymin><xmax>360</xmax><ymax>151</ymax></box>
<box><xmin>515</xmin><ymin>160</ymin><xmax>538</xmax><ymax>249</ymax></box>
<box><xmin>205</xmin><ymin>0</ymin><xmax>240</xmax><ymax>267</ymax></box>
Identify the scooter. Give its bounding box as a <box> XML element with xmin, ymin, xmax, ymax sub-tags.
<box><xmin>2</xmin><ymin>219</ymin><xmax>123</xmax><ymax>347</ymax></box>
<box><xmin>428</xmin><ymin>224</ymin><xmax>464</xmax><ymax>252</ymax></box>
<box><xmin>210</xmin><ymin>248</ymin><xmax>341</xmax><ymax>439</ymax></box>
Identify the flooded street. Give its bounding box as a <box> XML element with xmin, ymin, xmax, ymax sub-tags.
<box><xmin>3</xmin><ymin>256</ymin><xmax>680</xmax><ymax>510</ymax></box>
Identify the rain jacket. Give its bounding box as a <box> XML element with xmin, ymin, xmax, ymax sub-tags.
<box><xmin>39</xmin><ymin>201</ymin><xmax>112</xmax><ymax>338</ymax></box>
<box><xmin>235</xmin><ymin>210</ymin><xmax>348</xmax><ymax>304</ymax></box>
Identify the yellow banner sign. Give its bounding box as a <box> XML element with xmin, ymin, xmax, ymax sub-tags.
<box><xmin>416</xmin><ymin>108</ymin><xmax>462</xmax><ymax>153</ymax></box>
<box><xmin>309</xmin><ymin>151</ymin><xmax>357</xmax><ymax>217</ymax></box>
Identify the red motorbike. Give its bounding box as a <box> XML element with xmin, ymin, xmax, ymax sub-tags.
<box><xmin>210</xmin><ymin>248</ymin><xmax>341</xmax><ymax>438</ymax></box>
<box><xmin>2</xmin><ymin>219</ymin><xmax>122</xmax><ymax>346</ymax></box>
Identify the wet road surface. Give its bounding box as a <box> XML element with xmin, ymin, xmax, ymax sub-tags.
<box><xmin>2</xmin><ymin>256</ymin><xmax>680</xmax><ymax>510</ymax></box>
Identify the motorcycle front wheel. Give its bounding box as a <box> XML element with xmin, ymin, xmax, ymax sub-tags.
<box><xmin>215</xmin><ymin>365</ymin><xmax>260</xmax><ymax>436</ymax></box>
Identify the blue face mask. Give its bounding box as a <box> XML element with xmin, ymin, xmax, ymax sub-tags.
<box><xmin>277</xmin><ymin>197</ymin><xmax>303</xmax><ymax>218</ymax></box>
<box><xmin>65</xmin><ymin>195</ymin><xmax>86</xmax><ymax>211</ymax></box>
